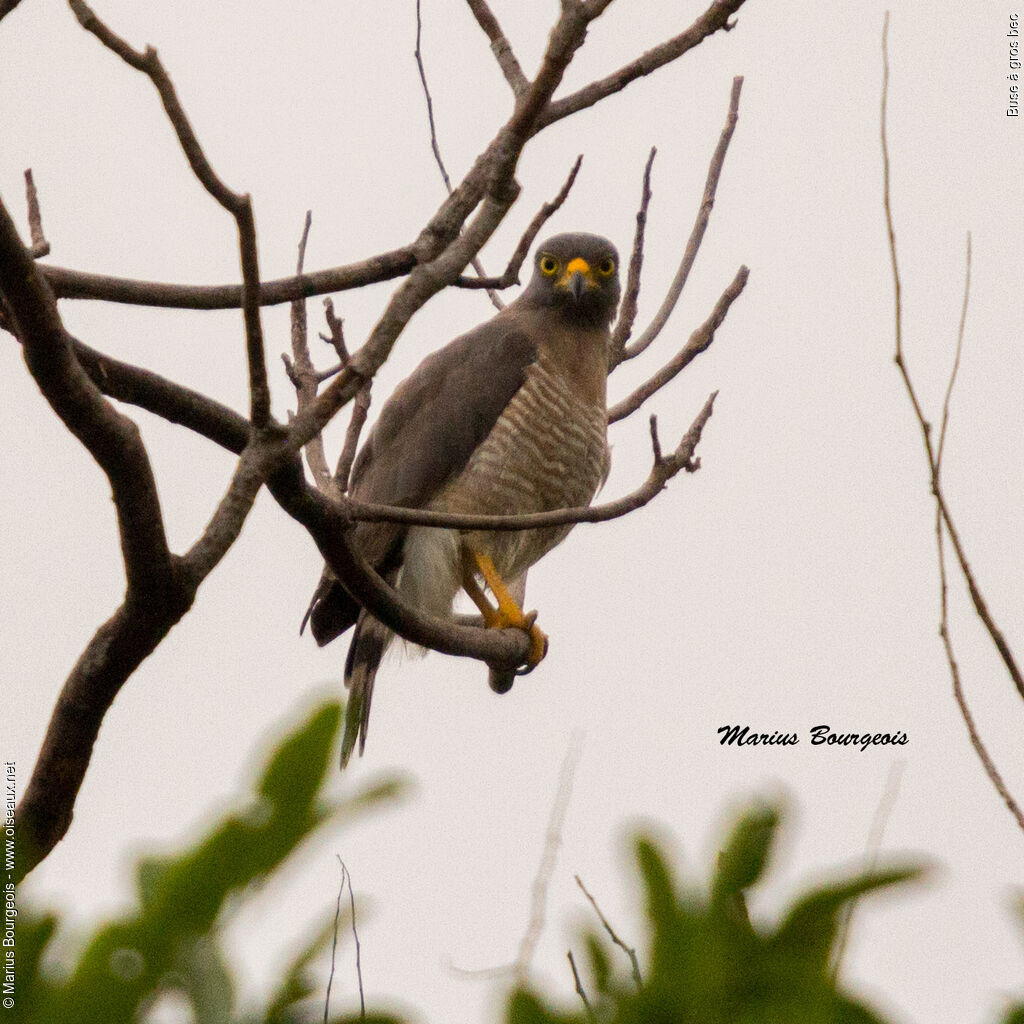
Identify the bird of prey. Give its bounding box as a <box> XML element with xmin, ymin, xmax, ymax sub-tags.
<box><xmin>304</xmin><ymin>232</ymin><xmax>621</xmax><ymax>766</ymax></box>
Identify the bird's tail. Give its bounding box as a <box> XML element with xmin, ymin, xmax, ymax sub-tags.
<box><xmin>340</xmin><ymin>611</ymin><xmax>392</xmax><ymax>769</ymax></box>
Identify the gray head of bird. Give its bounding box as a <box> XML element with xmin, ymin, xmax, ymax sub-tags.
<box><xmin>520</xmin><ymin>232</ymin><xmax>621</xmax><ymax>327</ymax></box>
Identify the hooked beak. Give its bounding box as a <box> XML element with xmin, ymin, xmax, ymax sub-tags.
<box><xmin>560</xmin><ymin>257</ymin><xmax>593</xmax><ymax>303</ymax></box>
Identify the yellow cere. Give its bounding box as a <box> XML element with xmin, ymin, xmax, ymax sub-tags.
<box><xmin>564</xmin><ymin>257</ymin><xmax>591</xmax><ymax>277</ymax></box>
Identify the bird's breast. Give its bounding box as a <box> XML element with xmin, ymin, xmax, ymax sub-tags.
<box><xmin>431</xmin><ymin>352</ymin><xmax>609</xmax><ymax>579</ymax></box>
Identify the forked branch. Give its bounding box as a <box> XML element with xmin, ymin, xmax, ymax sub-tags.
<box><xmin>880</xmin><ymin>13</ymin><xmax>1024</xmax><ymax>830</ymax></box>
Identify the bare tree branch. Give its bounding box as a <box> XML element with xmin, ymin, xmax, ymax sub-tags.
<box><xmin>881</xmin><ymin>14</ymin><xmax>1024</xmax><ymax>830</ymax></box>
<box><xmin>932</xmin><ymin>238</ymin><xmax>1024</xmax><ymax>830</ymax></box>
<box><xmin>415</xmin><ymin>0</ymin><xmax>504</xmax><ymax>310</ymax></box>
<box><xmin>465</xmin><ymin>0</ymin><xmax>529</xmax><ymax>98</ymax></box>
<box><xmin>575</xmin><ymin>874</ymin><xmax>643</xmax><ymax>989</ymax></box>
<box><xmin>514</xmin><ymin>735</ymin><xmax>582</xmax><ymax>983</ymax></box>
<box><xmin>617</xmin><ymin>75</ymin><xmax>743</xmax><ymax>365</ymax></box>
<box><xmin>42</xmin><ymin>247</ymin><xmax>418</xmax><ymax>309</ymax></box>
<box><xmin>454</xmin><ymin>155</ymin><xmax>583</xmax><ymax>291</ymax></box>
<box><xmin>24</xmin><ymin>169</ymin><xmax>50</xmax><ymax>258</ymax></box>
<box><xmin>567</xmin><ymin>950</ymin><xmax>596</xmax><ymax>1021</ymax></box>
<box><xmin>35</xmin><ymin>1</ymin><xmax>750</xmax><ymax>316</ymax></box>
<box><xmin>0</xmin><ymin>0</ymin><xmax>26</xmax><ymax>24</ymax></box>
<box><xmin>69</xmin><ymin>0</ymin><xmax>271</xmax><ymax>427</ymax></box>
<box><xmin>73</xmin><ymin>337</ymin><xmax>251</xmax><ymax>453</ymax></box>
<box><xmin>537</xmin><ymin>0</ymin><xmax>748</xmax><ymax>131</ymax></box>
<box><xmin>11</xmin><ymin>0</ymin><xmax>750</xmax><ymax>880</ymax></box>
<box><xmin>330</xmin><ymin>392</ymin><xmax>716</xmax><ymax>533</ymax></box>
<box><xmin>335</xmin><ymin>383</ymin><xmax>371</xmax><ymax>496</ymax></box>
<box><xmin>832</xmin><ymin>760</ymin><xmax>905</xmax><ymax>979</ymax></box>
<box><xmin>609</xmin><ymin>146</ymin><xmax>656</xmax><ymax>361</ymax></box>
<box><xmin>0</xmin><ymin>197</ymin><xmax>191</xmax><ymax>881</ymax></box>
<box><xmin>284</xmin><ymin>212</ymin><xmax>334</xmax><ymax>491</ymax></box>
<box><xmin>0</xmin><ymin>199</ymin><xmax>175</xmax><ymax>599</ymax></box>
<box><xmin>609</xmin><ymin>267</ymin><xmax>747</xmax><ymax>423</ymax></box>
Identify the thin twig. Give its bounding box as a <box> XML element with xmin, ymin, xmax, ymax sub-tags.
<box><xmin>335</xmin><ymin>383</ymin><xmax>371</xmax><ymax>496</ymax></box>
<box><xmin>933</xmin><ymin>239</ymin><xmax>1024</xmax><ymax>830</ymax></box>
<box><xmin>609</xmin><ymin>267</ymin><xmax>747</xmax><ymax>423</ymax></box>
<box><xmin>609</xmin><ymin>147</ymin><xmax>656</xmax><ymax>361</ymax></box>
<box><xmin>575</xmin><ymin>875</ymin><xmax>642</xmax><ymax>989</ymax></box>
<box><xmin>648</xmin><ymin>415</ymin><xmax>663</xmax><ymax>466</ymax></box>
<box><xmin>936</xmin><ymin>233</ymin><xmax>970</xmax><ymax>471</ymax></box>
<box><xmin>454</xmin><ymin>155</ymin><xmax>583</xmax><ymax>291</ymax></box>
<box><xmin>24</xmin><ymin>170</ymin><xmax>50</xmax><ymax>258</ymax></box>
<box><xmin>287</xmin><ymin>212</ymin><xmax>333</xmax><ymax>491</ymax></box>
<box><xmin>618</xmin><ymin>76</ymin><xmax>744</xmax><ymax>365</ymax></box>
<box><xmin>831</xmin><ymin>760</ymin><xmax>905</xmax><ymax>978</ymax></box>
<box><xmin>880</xmin><ymin>14</ymin><xmax>1024</xmax><ymax>828</ymax></box>
<box><xmin>415</xmin><ymin>0</ymin><xmax>503</xmax><ymax>310</ymax></box>
<box><xmin>323</xmin><ymin>858</ymin><xmax>365</xmax><ymax>1021</ymax></box>
<box><xmin>567</xmin><ymin>950</ymin><xmax>596</xmax><ymax>1021</ymax></box>
<box><xmin>323</xmin><ymin>859</ymin><xmax>344</xmax><ymax>1024</ymax></box>
<box><xmin>514</xmin><ymin>734</ymin><xmax>583</xmax><ymax>983</ymax></box>
<box><xmin>537</xmin><ymin>0</ymin><xmax>749</xmax><ymax>131</ymax></box>
<box><xmin>322</xmin><ymin>297</ymin><xmax>349</xmax><ymax>363</ymax></box>
<box><xmin>343</xmin><ymin>858</ymin><xmax>365</xmax><ymax>1020</ymax></box>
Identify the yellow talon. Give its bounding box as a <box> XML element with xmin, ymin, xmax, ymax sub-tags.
<box><xmin>461</xmin><ymin>548</ymin><xmax>549</xmax><ymax>671</ymax></box>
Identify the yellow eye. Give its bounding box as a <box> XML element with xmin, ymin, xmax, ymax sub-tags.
<box><xmin>539</xmin><ymin>255</ymin><xmax>559</xmax><ymax>276</ymax></box>
<box><xmin>597</xmin><ymin>257</ymin><xmax>616</xmax><ymax>277</ymax></box>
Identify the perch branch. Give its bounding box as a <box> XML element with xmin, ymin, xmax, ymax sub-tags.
<box><xmin>333</xmin><ymin>392</ymin><xmax>716</xmax><ymax>532</ymax></box>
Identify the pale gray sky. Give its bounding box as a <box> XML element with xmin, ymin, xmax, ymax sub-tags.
<box><xmin>3</xmin><ymin>2</ymin><xmax>1024</xmax><ymax>1022</ymax></box>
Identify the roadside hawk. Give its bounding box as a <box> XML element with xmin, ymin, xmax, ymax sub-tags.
<box><xmin>304</xmin><ymin>232</ymin><xmax>621</xmax><ymax>766</ymax></box>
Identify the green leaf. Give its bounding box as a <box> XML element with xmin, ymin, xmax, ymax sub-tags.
<box><xmin>584</xmin><ymin>931</ymin><xmax>611</xmax><ymax>994</ymax></box>
<box><xmin>170</xmin><ymin>934</ymin><xmax>236</xmax><ymax>1024</ymax></box>
<box><xmin>259</xmin><ymin>701</ymin><xmax>342</xmax><ymax>806</ymax></box>
<box><xmin>263</xmin><ymin>911</ymin><xmax>338</xmax><ymax>1023</ymax></box>
<box><xmin>710</xmin><ymin>803</ymin><xmax>779</xmax><ymax>908</ymax></box>
<box><xmin>773</xmin><ymin>866</ymin><xmax>924</xmax><ymax>966</ymax></box>
<box><xmin>635</xmin><ymin>836</ymin><xmax>678</xmax><ymax>931</ymax></box>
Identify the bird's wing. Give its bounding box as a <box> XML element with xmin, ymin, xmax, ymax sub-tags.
<box><xmin>304</xmin><ymin>311</ymin><xmax>537</xmax><ymax>646</ymax></box>
<box><xmin>348</xmin><ymin>311</ymin><xmax>538</xmax><ymax>565</ymax></box>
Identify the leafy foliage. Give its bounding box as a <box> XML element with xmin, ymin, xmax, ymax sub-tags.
<box><xmin>14</xmin><ymin>721</ymin><xmax>1024</xmax><ymax>1022</ymax></box>
<box><xmin>14</xmin><ymin>700</ymin><xmax>405</xmax><ymax>1024</ymax></box>
<box><xmin>509</xmin><ymin>802</ymin><xmax>925</xmax><ymax>1024</ymax></box>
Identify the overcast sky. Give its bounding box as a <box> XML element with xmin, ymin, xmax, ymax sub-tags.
<box><xmin>4</xmin><ymin>2</ymin><xmax>1024</xmax><ymax>1021</ymax></box>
